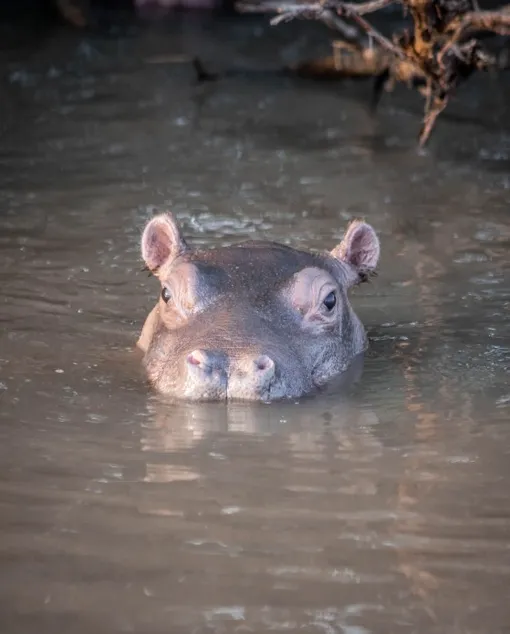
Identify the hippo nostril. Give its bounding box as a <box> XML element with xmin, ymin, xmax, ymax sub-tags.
<box><xmin>254</xmin><ymin>355</ymin><xmax>275</xmax><ymax>375</ymax></box>
<box><xmin>187</xmin><ymin>349</ymin><xmax>211</xmax><ymax>370</ymax></box>
<box><xmin>184</xmin><ymin>349</ymin><xmax>228</xmax><ymax>399</ymax></box>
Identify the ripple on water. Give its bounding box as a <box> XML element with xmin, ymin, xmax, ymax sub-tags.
<box><xmin>0</xmin><ymin>15</ymin><xmax>510</xmax><ymax>634</ymax></box>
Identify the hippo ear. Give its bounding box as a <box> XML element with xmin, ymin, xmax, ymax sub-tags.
<box><xmin>141</xmin><ymin>212</ymin><xmax>188</xmax><ymax>272</ymax></box>
<box><xmin>331</xmin><ymin>219</ymin><xmax>380</xmax><ymax>284</ymax></box>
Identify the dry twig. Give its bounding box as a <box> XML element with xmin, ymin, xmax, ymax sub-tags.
<box><xmin>236</xmin><ymin>0</ymin><xmax>510</xmax><ymax>146</ymax></box>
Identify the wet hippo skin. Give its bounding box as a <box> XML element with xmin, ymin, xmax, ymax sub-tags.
<box><xmin>137</xmin><ymin>212</ymin><xmax>380</xmax><ymax>401</ymax></box>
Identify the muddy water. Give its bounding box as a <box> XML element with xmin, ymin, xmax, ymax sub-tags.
<box><xmin>1</xmin><ymin>13</ymin><xmax>510</xmax><ymax>634</ymax></box>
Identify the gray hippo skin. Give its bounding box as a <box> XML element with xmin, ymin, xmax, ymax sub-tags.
<box><xmin>137</xmin><ymin>212</ymin><xmax>380</xmax><ymax>402</ymax></box>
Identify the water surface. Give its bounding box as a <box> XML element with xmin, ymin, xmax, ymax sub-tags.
<box><xmin>1</xmin><ymin>13</ymin><xmax>510</xmax><ymax>634</ymax></box>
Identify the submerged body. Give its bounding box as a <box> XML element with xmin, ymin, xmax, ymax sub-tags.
<box><xmin>137</xmin><ymin>213</ymin><xmax>380</xmax><ymax>401</ymax></box>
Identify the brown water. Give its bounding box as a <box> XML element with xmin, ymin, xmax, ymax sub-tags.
<box><xmin>1</xmin><ymin>12</ymin><xmax>510</xmax><ymax>634</ymax></box>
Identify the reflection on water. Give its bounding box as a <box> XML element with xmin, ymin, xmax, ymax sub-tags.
<box><xmin>1</xmin><ymin>12</ymin><xmax>510</xmax><ymax>634</ymax></box>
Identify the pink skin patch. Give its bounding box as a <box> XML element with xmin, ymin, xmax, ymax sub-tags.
<box><xmin>286</xmin><ymin>267</ymin><xmax>339</xmax><ymax>332</ymax></box>
<box><xmin>187</xmin><ymin>352</ymin><xmax>201</xmax><ymax>366</ymax></box>
<box><xmin>331</xmin><ymin>220</ymin><xmax>380</xmax><ymax>277</ymax></box>
<box><xmin>141</xmin><ymin>212</ymin><xmax>188</xmax><ymax>273</ymax></box>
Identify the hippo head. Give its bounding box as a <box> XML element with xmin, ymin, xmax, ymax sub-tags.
<box><xmin>137</xmin><ymin>212</ymin><xmax>380</xmax><ymax>402</ymax></box>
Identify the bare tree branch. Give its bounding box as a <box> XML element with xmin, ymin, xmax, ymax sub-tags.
<box><xmin>235</xmin><ymin>0</ymin><xmax>510</xmax><ymax>146</ymax></box>
<box><xmin>236</xmin><ymin>0</ymin><xmax>397</xmax><ymax>16</ymax></box>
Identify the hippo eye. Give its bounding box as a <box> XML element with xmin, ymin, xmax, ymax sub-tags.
<box><xmin>161</xmin><ymin>286</ymin><xmax>172</xmax><ymax>303</ymax></box>
<box><xmin>323</xmin><ymin>291</ymin><xmax>336</xmax><ymax>311</ymax></box>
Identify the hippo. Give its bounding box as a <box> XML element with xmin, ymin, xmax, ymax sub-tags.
<box><xmin>137</xmin><ymin>212</ymin><xmax>380</xmax><ymax>401</ymax></box>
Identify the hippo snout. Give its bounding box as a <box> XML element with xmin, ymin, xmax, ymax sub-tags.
<box><xmin>183</xmin><ymin>348</ymin><xmax>283</xmax><ymax>401</ymax></box>
<box><xmin>227</xmin><ymin>353</ymin><xmax>277</xmax><ymax>400</ymax></box>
